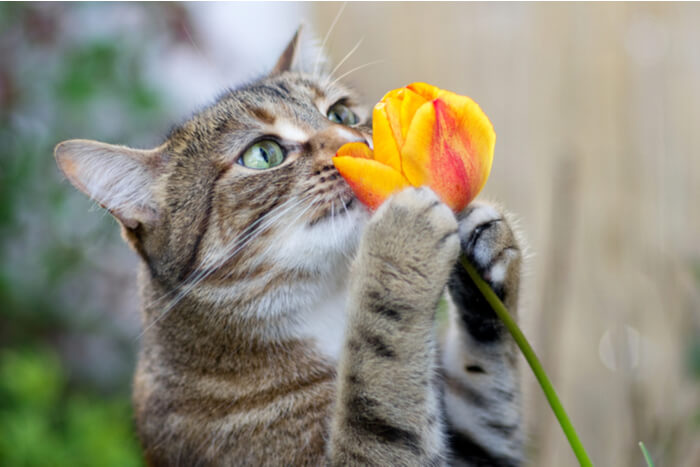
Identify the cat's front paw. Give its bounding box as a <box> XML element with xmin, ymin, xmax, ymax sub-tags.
<box><xmin>359</xmin><ymin>187</ymin><xmax>460</xmax><ymax>315</ymax></box>
<box><xmin>449</xmin><ymin>202</ymin><xmax>521</xmax><ymax>341</ymax></box>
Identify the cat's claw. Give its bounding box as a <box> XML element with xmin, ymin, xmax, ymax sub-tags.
<box><xmin>448</xmin><ymin>202</ymin><xmax>521</xmax><ymax>343</ymax></box>
<box><xmin>457</xmin><ymin>202</ymin><xmax>520</xmax><ymax>295</ymax></box>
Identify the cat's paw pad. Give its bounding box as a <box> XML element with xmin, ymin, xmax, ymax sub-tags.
<box><xmin>458</xmin><ymin>202</ymin><xmax>520</xmax><ymax>294</ymax></box>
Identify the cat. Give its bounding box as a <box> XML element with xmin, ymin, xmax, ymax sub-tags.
<box><xmin>55</xmin><ymin>30</ymin><xmax>525</xmax><ymax>466</ymax></box>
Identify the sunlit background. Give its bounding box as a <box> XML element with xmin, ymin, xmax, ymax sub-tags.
<box><xmin>1</xmin><ymin>3</ymin><xmax>698</xmax><ymax>466</ymax></box>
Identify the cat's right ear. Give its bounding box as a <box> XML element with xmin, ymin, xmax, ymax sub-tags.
<box><xmin>270</xmin><ymin>26</ymin><xmax>302</xmax><ymax>76</ymax></box>
<box><xmin>54</xmin><ymin>139</ymin><xmax>166</xmax><ymax>230</ymax></box>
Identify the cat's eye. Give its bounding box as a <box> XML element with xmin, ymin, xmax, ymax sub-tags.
<box><xmin>327</xmin><ymin>102</ymin><xmax>358</xmax><ymax>126</ymax></box>
<box><xmin>240</xmin><ymin>140</ymin><xmax>285</xmax><ymax>170</ymax></box>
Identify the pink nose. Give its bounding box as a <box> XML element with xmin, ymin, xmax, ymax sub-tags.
<box><xmin>308</xmin><ymin>124</ymin><xmax>368</xmax><ymax>162</ymax></box>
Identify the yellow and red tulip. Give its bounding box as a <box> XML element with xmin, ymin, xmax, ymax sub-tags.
<box><xmin>333</xmin><ymin>82</ymin><xmax>495</xmax><ymax>212</ymax></box>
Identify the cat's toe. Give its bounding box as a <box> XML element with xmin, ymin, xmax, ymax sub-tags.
<box><xmin>457</xmin><ymin>202</ymin><xmax>520</xmax><ymax>294</ymax></box>
<box><xmin>362</xmin><ymin>187</ymin><xmax>459</xmax><ymax>300</ymax></box>
<box><xmin>387</xmin><ymin>187</ymin><xmax>459</xmax><ymax>258</ymax></box>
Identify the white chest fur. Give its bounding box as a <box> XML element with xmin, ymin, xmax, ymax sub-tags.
<box><xmin>292</xmin><ymin>287</ymin><xmax>348</xmax><ymax>362</ymax></box>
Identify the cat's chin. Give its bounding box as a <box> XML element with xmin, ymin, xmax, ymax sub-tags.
<box><xmin>278</xmin><ymin>196</ymin><xmax>369</xmax><ymax>269</ymax></box>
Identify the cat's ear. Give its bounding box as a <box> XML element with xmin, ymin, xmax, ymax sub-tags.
<box><xmin>54</xmin><ymin>139</ymin><xmax>166</xmax><ymax>229</ymax></box>
<box><xmin>270</xmin><ymin>26</ymin><xmax>302</xmax><ymax>76</ymax></box>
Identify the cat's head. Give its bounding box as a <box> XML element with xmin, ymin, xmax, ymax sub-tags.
<box><xmin>55</xmin><ymin>30</ymin><xmax>372</xmax><ymax>319</ymax></box>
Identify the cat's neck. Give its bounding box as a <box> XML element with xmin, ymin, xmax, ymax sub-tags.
<box><xmin>137</xmin><ymin>262</ymin><xmax>348</xmax><ymax>372</ymax></box>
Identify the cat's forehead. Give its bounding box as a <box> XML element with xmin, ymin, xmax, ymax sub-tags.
<box><xmin>219</xmin><ymin>73</ymin><xmax>359</xmax><ymax>126</ymax></box>
<box><xmin>241</xmin><ymin>73</ymin><xmax>356</xmax><ymax>106</ymax></box>
<box><xmin>166</xmin><ymin>72</ymin><xmax>364</xmax><ymax>159</ymax></box>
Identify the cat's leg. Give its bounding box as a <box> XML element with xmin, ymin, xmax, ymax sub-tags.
<box><xmin>328</xmin><ymin>187</ymin><xmax>460</xmax><ymax>467</ymax></box>
<box><xmin>441</xmin><ymin>202</ymin><xmax>524</xmax><ymax>467</ymax></box>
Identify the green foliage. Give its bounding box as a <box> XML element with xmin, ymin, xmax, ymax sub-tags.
<box><xmin>0</xmin><ymin>3</ymin><xmax>185</xmax><ymax>464</ymax></box>
<box><xmin>0</xmin><ymin>349</ymin><xmax>142</xmax><ymax>467</ymax></box>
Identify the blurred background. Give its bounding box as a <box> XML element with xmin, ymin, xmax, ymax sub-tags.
<box><xmin>1</xmin><ymin>2</ymin><xmax>698</xmax><ymax>466</ymax></box>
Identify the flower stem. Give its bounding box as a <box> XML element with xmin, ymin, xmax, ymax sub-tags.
<box><xmin>459</xmin><ymin>254</ymin><xmax>594</xmax><ymax>467</ymax></box>
<box><xmin>639</xmin><ymin>442</ymin><xmax>654</xmax><ymax>467</ymax></box>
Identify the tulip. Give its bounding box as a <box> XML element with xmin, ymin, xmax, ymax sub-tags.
<box><xmin>332</xmin><ymin>82</ymin><xmax>495</xmax><ymax>212</ymax></box>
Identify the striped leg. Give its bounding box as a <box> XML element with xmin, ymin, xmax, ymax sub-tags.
<box><xmin>328</xmin><ymin>188</ymin><xmax>460</xmax><ymax>466</ymax></box>
<box><xmin>440</xmin><ymin>202</ymin><xmax>524</xmax><ymax>467</ymax></box>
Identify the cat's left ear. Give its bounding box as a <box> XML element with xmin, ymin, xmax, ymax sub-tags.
<box><xmin>270</xmin><ymin>26</ymin><xmax>302</xmax><ymax>76</ymax></box>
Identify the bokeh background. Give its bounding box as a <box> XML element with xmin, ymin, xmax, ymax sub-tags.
<box><xmin>1</xmin><ymin>2</ymin><xmax>698</xmax><ymax>466</ymax></box>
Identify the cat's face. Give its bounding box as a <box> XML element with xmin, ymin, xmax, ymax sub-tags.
<box><xmin>55</xmin><ymin>32</ymin><xmax>373</xmax><ymax>320</ymax></box>
<box><xmin>160</xmin><ymin>72</ymin><xmax>372</xmax><ymax>304</ymax></box>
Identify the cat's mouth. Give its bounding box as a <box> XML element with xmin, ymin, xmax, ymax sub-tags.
<box><xmin>307</xmin><ymin>194</ymin><xmax>356</xmax><ymax>227</ymax></box>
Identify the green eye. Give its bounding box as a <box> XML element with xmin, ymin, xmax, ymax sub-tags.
<box><xmin>240</xmin><ymin>140</ymin><xmax>285</xmax><ymax>169</ymax></box>
<box><xmin>327</xmin><ymin>102</ymin><xmax>358</xmax><ymax>126</ymax></box>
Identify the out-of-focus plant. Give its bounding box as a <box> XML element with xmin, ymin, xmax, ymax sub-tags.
<box><xmin>0</xmin><ymin>349</ymin><xmax>141</xmax><ymax>466</ymax></box>
<box><xmin>0</xmin><ymin>3</ymin><xmax>194</xmax><ymax>465</ymax></box>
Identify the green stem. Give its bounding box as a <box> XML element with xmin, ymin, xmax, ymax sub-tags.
<box><xmin>459</xmin><ymin>254</ymin><xmax>593</xmax><ymax>467</ymax></box>
<box><xmin>639</xmin><ymin>442</ymin><xmax>654</xmax><ymax>467</ymax></box>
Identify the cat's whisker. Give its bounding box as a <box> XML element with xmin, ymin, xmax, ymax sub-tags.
<box><xmin>181</xmin><ymin>21</ymin><xmax>227</xmax><ymax>89</ymax></box>
<box><xmin>229</xmin><ymin>196</ymin><xmax>320</xmax><ymax>283</ymax></box>
<box><xmin>330</xmin><ymin>199</ymin><xmax>341</xmax><ymax>249</ymax></box>
<box><xmin>329</xmin><ymin>37</ymin><xmax>364</xmax><ymax>79</ymax></box>
<box><xmin>336</xmin><ymin>196</ymin><xmax>355</xmax><ymax>264</ymax></box>
<box><xmin>137</xmin><ymin>196</ymin><xmax>313</xmax><ymax>339</ymax></box>
<box><xmin>172</xmin><ymin>194</ymin><xmax>314</xmax><ymax>291</ymax></box>
<box><xmin>313</xmin><ymin>1</ymin><xmax>347</xmax><ymax>77</ymax></box>
<box><xmin>171</xmin><ymin>196</ymin><xmax>310</xmax><ymax>295</ymax></box>
<box><xmin>178</xmin><ymin>195</ymin><xmax>306</xmax><ymax>286</ymax></box>
<box><xmin>139</xmin><ymin>195</ymin><xmax>307</xmax><ymax>312</ymax></box>
<box><xmin>328</xmin><ymin>59</ymin><xmax>385</xmax><ymax>88</ymax></box>
<box><xmin>215</xmin><ymin>195</ymin><xmax>317</xmax><ymax>271</ymax></box>
<box><xmin>252</xmin><ymin>194</ymin><xmax>325</xmax><ymax>259</ymax></box>
<box><xmin>340</xmin><ymin>196</ymin><xmax>351</xmax><ymax>218</ymax></box>
<box><xmin>199</xmin><ymin>195</ymin><xmax>311</xmax><ymax>271</ymax></box>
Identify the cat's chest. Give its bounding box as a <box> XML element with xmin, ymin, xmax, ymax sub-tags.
<box><xmin>293</xmin><ymin>288</ymin><xmax>348</xmax><ymax>362</ymax></box>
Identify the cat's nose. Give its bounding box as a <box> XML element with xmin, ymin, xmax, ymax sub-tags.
<box><xmin>308</xmin><ymin>124</ymin><xmax>368</xmax><ymax>161</ymax></box>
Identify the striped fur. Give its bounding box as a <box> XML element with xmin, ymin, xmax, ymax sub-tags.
<box><xmin>55</xmin><ymin>34</ymin><xmax>525</xmax><ymax>466</ymax></box>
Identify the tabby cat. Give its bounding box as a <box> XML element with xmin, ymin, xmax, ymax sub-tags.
<box><xmin>55</xmin><ymin>31</ymin><xmax>525</xmax><ymax>466</ymax></box>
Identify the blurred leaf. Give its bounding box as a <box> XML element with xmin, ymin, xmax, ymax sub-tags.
<box><xmin>42</xmin><ymin>244</ymin><xmax>85</xmax><ymax>286</ymax></box>
<box><xmin>0</xmin><ymin>4</ymin><xmax>181</xmax><ymax>464</ymax></box>
<box><xmin>56</xmin><ymin>42</ymin><xmax>119</xmax><ymax>102</ymax></box>
<box><xmin>0</xmin><ymin>408</ymin><xmax>65</xmax><ymax>467</ymax></box>
<box><xmin>0</xmin><ymin>144</ymin><xmax>38</xmax><ymax>231</ymax></box>
<box><xmin>0</xmin><ymin>3</ymin><xmax>23</xmax><ymax>31</ymax></box>
<box><xmin>129</xmin><ymin>84</ymin><xmax>161</xmax><ymax>112</ymax></box>
<box><xmin>0</xmin><ymin>349</ymin><xmax>63</xmax><ymax>409</ymax></box>
<box><xmin>0</xmin><ymin>349</ymin><xmax>143</xmax><ymax>466</ymax></box>
<box><xmin>64</xmin><ymin>397</ymin><xmax>142</xmax><ymax>467</ymax></box>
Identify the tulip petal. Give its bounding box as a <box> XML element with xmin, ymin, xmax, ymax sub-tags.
<box><xmin>380</xmin><ymin>87</ymin><xmax>404</xmax><ymax>102</ymax></box>
<box><xmin>335</xmin><ymin>141</ymin><xmax>374</xmax><ymax>159</ymax></box>
<box><xmin>400</xmin><ymin>100</ymin><xmax>436</xmax><ymax>187</ymax></box>
<box><xmin>332</xmin><ymin>156</ymin><xmax>410</xmax><ymax>210</ymax></box>
<box><xmin>435</xmin><ymin>89</ymin><xmax>495</xmax><ymax>197</ymax></box>
<box><xmin>384</xmin><ymin>95</ymin><xmax>404</xmax><ymax>146</ymax></box>
<box><xmin>402</xmin><ymin>98</ymin><xmax>490</xmax><ymax>212</ymax></box>
<box><xmin>405</xmin><ymin>82</ymin><xmax>495</xmax><ymax>192</ymax></box>
<box><xmin>372</xmin><ymin>103</ymin><xmax>402</xmax><ymax>171</ymax></box>
<box><xmin>400</xmin><ymin>87</ymin><xmax>428</xmax><ymax>141</ymax></box>
<box><xmin>406</xmin><ymin>82</ymin><xmax>440</xmax><ymax>101</ymax></box>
